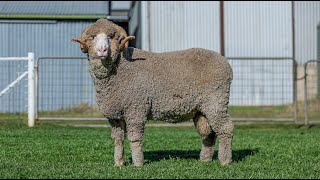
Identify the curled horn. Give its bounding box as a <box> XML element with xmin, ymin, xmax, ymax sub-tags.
<box><xmin>119</xmin><ymin>36</ymin><xmax>135</xmax><ymax>51</ymax></box>
<box><xmin>71</xmin><ymin>25</ymin><xmax>92</xmax><ymax>53</ymax></box>
<box><xmin>71</xmin><ymin>38</ymin><xmax>85</xmax><ymax>44</ymax></box>
<box><xmin>71</xmin><ymin>38</ymin><xmax>88</xmax><ymax>53</ymax></box>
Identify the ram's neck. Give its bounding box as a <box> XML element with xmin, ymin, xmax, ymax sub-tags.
<box><xmin>88</xmin><ymin>56</ymin><xmax>120</xmax><ymax>82</ymax></box>
<box><xmin>88</xmin><ymin>47</ymin><xmax>139</xmax><ymax>84</ymax></box>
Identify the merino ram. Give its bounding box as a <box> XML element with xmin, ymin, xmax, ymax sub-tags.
<box><xmin>72</xmin><ymin>19</ymin><xmax>234</xmax><ymax>166</ymax></box>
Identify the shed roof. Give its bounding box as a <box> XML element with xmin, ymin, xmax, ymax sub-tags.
<box><xmin>0</xmin><ymin>1</ymin><xmax>109</xmax><ymax>20</ymax></box>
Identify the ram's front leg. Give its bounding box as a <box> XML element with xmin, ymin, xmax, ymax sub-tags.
<box><xmin>109</xmin><ymin>119</ymin><xmax>126</xmax><ymax>166</ymax></box>
<box><xmin>125</xmin><ymin>113</ymin><xmax>146</xmax><ymax>167</ymax></box>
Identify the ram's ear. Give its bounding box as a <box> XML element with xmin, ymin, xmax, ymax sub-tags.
<box><xmin>71</xmin><ymin>38</ymin><xmax>88</xmax><ymax>53</ymax></box>
<box><xmin>119</xmin><ymin>36</ymin><xmax>135</xmax><ymax>51</ymax></box>
<box><xmin>117</xmin><ymin>35</ymin><xmax>125</xmax><ymax>47</ymax></box>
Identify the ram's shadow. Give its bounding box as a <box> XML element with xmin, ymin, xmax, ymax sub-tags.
<box><xmin>143</xmin><ymin>148</ymin><xmax>259</xmax><ymax>164</ymax></box>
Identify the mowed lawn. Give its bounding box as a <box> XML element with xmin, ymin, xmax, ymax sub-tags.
<box><xmin>1</xmin><ymin>119</ymin><xmax>320</xmax><ymax>179</ymax></box>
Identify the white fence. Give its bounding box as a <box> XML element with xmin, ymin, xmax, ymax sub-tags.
<box><xmin>0</xmin><ymin>52</ymin><xmax>35</xmax><ymax>127</ymax></box>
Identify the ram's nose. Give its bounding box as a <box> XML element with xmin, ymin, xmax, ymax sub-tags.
<box><xmin>98</xmin><ymin>47</ymin><xmax>107</xmax><ymax>54</ymax></box>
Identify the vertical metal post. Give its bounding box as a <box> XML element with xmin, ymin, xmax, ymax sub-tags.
<box><xmin>35</xmin><ymin>63</ymin><xmax>38</xmax><ymax>121</ymax></box>
<box><xmin>291</xmin><ymin>1</ymin><xmax>298</xmax><ymax>123</ymax></box>
<box><xmin>220</xmin><ymin>0</ymin><xmax>225</xmax><ymax>56</ymax></box>
<box><xmin>303</xmin><ymin>62</ymin><xmax>308</xmax><ymax>125</ymax></box>
<box><xmin>28</xmin><ymin>52</ymin><xmax>35</xmax><ymax>127</ymax></box>
<box><xmin>108</xmin><ymin>1</ymin><xmax>112</xmax><ymax>16</ymax></box>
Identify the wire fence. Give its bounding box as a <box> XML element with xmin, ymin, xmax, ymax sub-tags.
<box><xmin>0</xmin><ymin>57</ymin><xmax>316</xmax><ymax>124</ymax></box>
<box><xmin>31</xmin><ymin>56</ymin><xmax>296</xmax><ymax>122</ymax></box>
<box><xmin>36</xmin><ymin>57</ymin><xmax>104</xmax><ymax>120</ymax></box>
<box><xmin>228</xmin><ymin>57</ymin><xmax>294</xmax><ymax>122</ymax></box>
<box><xmin>303</xmin><ymin>60</ymin><xmax>320</xmax><ymax>124</ymax></box>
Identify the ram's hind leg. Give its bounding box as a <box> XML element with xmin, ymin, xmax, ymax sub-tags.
<box><xmin>203</xmin><ymin>102</ymin><xmax>234</xmax><ymax>166</ymax></box>
<box><xmin>215</xmin><ymin>119</ymin><xmax>234</xmax><ymax>166</ymax></box>
<box><xmin>109</xmin><ymin>119</ymin><xmax>126</xmax><ymax>166</ymax></box>
<box><xmin>193</xmin><ymin>112</ymin><xmax>217</xmax><ymax>162</ymax></box>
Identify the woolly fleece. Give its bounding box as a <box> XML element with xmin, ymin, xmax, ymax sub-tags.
<box><xmin>74</xmin><ymin>19</ymin><xmax>234</xmax><ymax>166</ymax></box>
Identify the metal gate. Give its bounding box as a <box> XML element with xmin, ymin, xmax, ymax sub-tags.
<box><xmin>0</xmin><ymin>53</ymin><xmax>35</xmax><ymax>126</ymax></box>
<box><xmin>303</xmin><ymin>59</ymin><xmax>320</xmax><ymax>125</ymax></box>
<box><xmin>35</xmin><ymin>56</ymin><xmax>105</xmax><ymax>121</ymax></box>
<box><xmin>227</xmin><ymin>57</ymin><xmax>295</xmax><ymax>123</ymax></box>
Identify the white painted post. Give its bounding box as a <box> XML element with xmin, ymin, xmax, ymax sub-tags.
<box><xmin>28</xmin><ymin>52</ymin><xmax>35</xmax><ymax>127</ymax></box>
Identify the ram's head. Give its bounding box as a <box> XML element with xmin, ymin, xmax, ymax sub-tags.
<box><xmin>71</xmin><ymin>19</ymin><xmax>135</xmax><ymax>61</ymax></box>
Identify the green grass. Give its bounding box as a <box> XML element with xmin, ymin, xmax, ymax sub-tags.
<box><xmin>38</xmin><ymin>103</ymin><xmax>104</xmax><ymax>118</ymax></box>
<box><xmin>1</xmin><ymin>118</ymin><xmax>320</xmax><ymax>178</ymax></box>
<box><xmin>229</xmin><ymin>105</ymin><xmax>293</xmax><ymax>119</ymax></box>
<box><xmin>0</xmin><ymin>113</ymin><xmax>27</xmax><ymax>120</ymax></box>
<box><xmin>303</xmin><ymin>98</ymin><xmax>320</xmax><ymax>121</ymax></box>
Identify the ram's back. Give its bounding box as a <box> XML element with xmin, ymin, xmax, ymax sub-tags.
<box><xmin>116</xmin><ymin>48</ymin><xmax>233</xmax><ymax>121</ymax></box>
<box><xmin>124</xmin><ymin>47</ymin><xmax>232</xmax><ymax>90</ymax></box>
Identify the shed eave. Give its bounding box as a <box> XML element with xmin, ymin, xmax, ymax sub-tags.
<box><xmin>0</xmin><ymin>14</ymin><xmax>108</xmax><ymax>20</ymax></box>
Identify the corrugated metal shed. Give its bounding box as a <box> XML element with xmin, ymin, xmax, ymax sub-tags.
<box><xmin>224</xmin><ymin>1</ymin><xmax>292</xmax><ymax>57</ymax></box>
<box><xmin>0</xmin><ymin>20</ymin><xmax>93</xmax><ymax>57</ymax></box>
<box><xmin>0</xmin><ymin>20</ymin><xmax>96</xmax><ymax>113</ymax></box>
<box><xmin>0</xmin><ymin>1</ymin><xmax>110</xmax><ymax>113</ymax></box>
<box><xmin>0</xmin><ymin>1</ymin><xmax>109</xmax><ymax>17</ymax></box>
<box><xmin>142</xmin><ymin>1</ymin><xmax>220</xmax><ymax>53</ymax></box>
<box><xmin>0</xmin><ymin>1</ymin><xmax>135</xmax><ymax>113</ymax></box>
<box><xmin>129</xmin><ymin>1</ymin><xmax>296</xmax><ymax>106</ymax></box>
<box><xmin>131</xmin><ymin>1</ymin><xmax>320</xmax><ymax>64</ymax></box>
<box><xmin>294</xmin><ymin>1</ymin><xmax>320</xmax><ymax>64</ymax></box>
<box><xmin>133</xmin><ymin>1</ymin><xmax>220</xmax><ymax>52</ymax></box>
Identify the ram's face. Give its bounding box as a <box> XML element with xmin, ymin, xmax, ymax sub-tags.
<box><xmin>85</xmin><ymin>29</ymin><xmax>121</xmax><ymax>62</ymax></box>
<box><xmin>86</xmin><ymin>33</ymin><xmax>113</xmax><ymax>60</ymax></box>
<box><xmin>71</xmin><ymin>19</ymin><xmax>135</xmax><ymax>61</ymax></box>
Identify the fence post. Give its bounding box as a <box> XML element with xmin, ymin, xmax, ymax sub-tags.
<box><xmin>28</xmin><ymin>52</ymin><xmax>35</xmax><ymax>127</ymax></box>
<box><xmin>303</xmin><ymin>62</ymin><xmax>308</xmax><ymax>125</ymax></box>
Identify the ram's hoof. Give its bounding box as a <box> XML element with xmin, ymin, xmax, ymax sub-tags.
<box><xmin>220</xmin><ymin>160</ymin><xmax>232</xmax><ymax>166</ymax></box>
<box><xmin>114</xmin><ymin>161</ymin><xmax>125</xmax><ymax>166</ymax></box>
<box><xmin>133</xmin><ymin>162</ymin><xmax>144</xmax><ymax>167</ymax></box>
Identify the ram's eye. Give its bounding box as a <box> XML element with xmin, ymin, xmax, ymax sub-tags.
<box><xmin>108</xmin><ymin>33</ymin><xmax>115</xmax><ymax>39</ymax></box>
